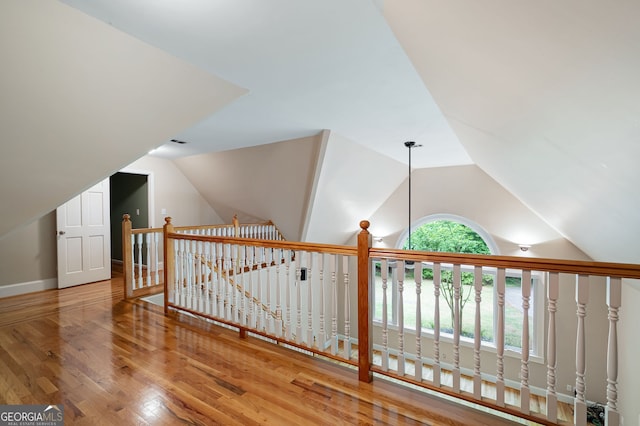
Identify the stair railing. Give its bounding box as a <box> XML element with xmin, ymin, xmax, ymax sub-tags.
<box><xmin>122</xmin><ymin>214</ymin><xmax>286</xmax><ymax>299</ymax></box>
<box><xmin>158</xmin><ymin>217</ymin><xmax>640</xmax><ymax>426</ymax></box>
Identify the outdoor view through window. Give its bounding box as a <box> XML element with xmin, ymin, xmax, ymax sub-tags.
<box><xmin>374</xmin><ymin>219</ymin><xmax>536</xmax><ymax>352</ymax></box>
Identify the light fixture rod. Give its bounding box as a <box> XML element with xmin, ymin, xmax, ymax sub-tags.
<box><xmin>404</xmin><ymin>141</ymin><xmax>422</xmax><ymax>251</ymax></box>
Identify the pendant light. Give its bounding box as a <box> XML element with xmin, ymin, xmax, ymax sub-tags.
<box><xmin>404</xmin><ymin>141</ymin><xmax>422</xmax><ymax>251</ymax></box>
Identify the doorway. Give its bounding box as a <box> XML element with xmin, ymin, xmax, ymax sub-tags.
<box><xmin>109</xmin><ymin>172</ymin><xmax>149</xmax><ymax>265</ymax></box>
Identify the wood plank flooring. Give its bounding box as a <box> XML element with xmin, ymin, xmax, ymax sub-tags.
<box><xmin>0</xmin><ymin>273</ymin><xmax>530</xmax><ymax>425</ymax></box>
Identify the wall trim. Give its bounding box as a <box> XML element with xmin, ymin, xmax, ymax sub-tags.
<box><xmin>0</xmin><ymin>278</ymin><xmax>58</xmax><ymax>299</ymax></box>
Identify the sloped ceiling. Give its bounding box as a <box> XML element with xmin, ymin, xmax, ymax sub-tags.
<box><xmin>173</xmin><ymin>135</ymin><xmax>322</xmax><ymax>241</ymax></box>
<box><xmin>58</xmin><ymin>0</ymin><xmax>470</xmax><ymax>169</ymax></box>
<box><xmin>3</xmin><ymin>0</ymin><xmax>639</xmax><ymax>266</ymax></box>
<box><xmin>0</xmin><ymin>0</ymin><xmax>246</xmax><ymax>239</ymax></box>
<box><xmin>385</xmin><ymin>0</ymin><xmax>640</xmax><ymax>263</ymax></box>
<box><xmin>303</xmin><ymin>131</ymin><xmax>407</xmax><ymax>244</ymax></box>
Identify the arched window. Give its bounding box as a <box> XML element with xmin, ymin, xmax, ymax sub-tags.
<box><xmin>396</xmin><ymin>213</ymin><xmax>499</xmax><ymax>255</ymax></box>
<box><xmin>374</xmin><ymin>214</ymin><xmax>543</xmax><ymax>357</ymax></box>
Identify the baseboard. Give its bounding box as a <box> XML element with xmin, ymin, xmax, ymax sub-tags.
<box><xmin>0</xmin><ymin>278</ymin><xmax>58</xmax><ymax>299</ymax></box>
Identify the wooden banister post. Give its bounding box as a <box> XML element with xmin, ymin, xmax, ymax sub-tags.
<box><xmin>163</xmin><ymin>217</ymin><xmax>175</xmax><ymax>315</ymax></box>
<box><xmin>122</xmin><ymin>214</ymin><xmax>133</xmax><ymax>299</ymax></box>
<box><xmin>357</xmin><ymin>220</ymin><xmax>373</xmax><ymax>383</ymax></box>
<box><xmin>232</xmin><ymin>214</ymin><xmax>239</xmax><ymax>237</ymax></box>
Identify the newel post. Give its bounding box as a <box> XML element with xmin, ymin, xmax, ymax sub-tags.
<box><xmin>122</xmin><ymin>214</ymin><xmax>133</xmax><ymax>299</ymax></box>
<box><xmin>232</xmin><ymin>213</ymin><xmax>239</xmax><ymax>237</ymax></box>
<box><xmin>163</xmin><ymin>217</ymin><xmax>175</xmax><ymax>315</ymax></box>
<box><xmin>357</xmin><ymin>220</ymin><xmax>373</xmax><ymax>382</ymax></box>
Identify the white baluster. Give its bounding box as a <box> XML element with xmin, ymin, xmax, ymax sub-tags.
<box><xmin>397</xmin><ymin>260</ymin><xmax>405</xmax><ymax>376</ymax></box>
<box><xmin>231</xmin><ymin>244</ymin><xmax>238</xmax><ymax>323</ymax></box>
<box><xmin>130</xmin><ymin>234</ymin><xmax>136</xmax><ymax>291</ymax></box>
<box><xmin>317</xmin><ymin>253</ymin><xmax>326</xmax><ymax>349</ymax></box>
<box><xmin>295</xmin><ymin>251</ymin><xmax>302</xmax><ymax>344</ymax></box>
<box><xmin>171</xmin><ymin>239</ymin><xmax>179</xmax><ymax>304</ymax></box>
<box><xmin>274</xmin><ymin>248</ymin><xmax>282</xmax><ymax>336</ymax></box>
<box><xmin>256</xmin><ymin>247</ymin><xmax>264</xmax><ymax>331</ymax></box>
<box><xmin>153</xmin><ymin>232</ymin><xmax>160</xmax><ymax>285</ymax></box>
<box><xmin>285</xmin><ymin>249</ymin><xmax>292</xmax><ymax>340</ymax></box>
<box><xmin>176</xmin><ymin>239</ymin><xmax>184</xmax><ymax>306</ymax></box>
<box><xmin>473</xmin><ymin>265</ymin><xmax>483</xmax><ymax>399</ymax></box>
<box><xmin>381</xmin><ymin>260</ymin><xmax>389</xmax><ymax>372</ymax></box>
<box><xmin>496</xmin><ymin>267</ymin><xmax>506</xmax><ymax>407</ymax></box>
<box><xmin>331</xmin><ymin>254</ymin><xmax>338</xmax><ymax>355</ymax></box>
<box><xmin>415</xmin><ymin>261</ymin><xmax>423</xmax><ymax>381</ymax></box>
<box><xmin>574</xmin><ymin>274</ymin><xmax>589</xmax><ymax>426</ymax></box>
<box><xmin>343</xmin><ymin>255</ymin><xmax>351</xmax><ymax>358</ymax></box>
<box><xmin>546</xmin><ymin>272</ymin><xmax>559</xmax><ymax>423</ymax></box>
<box><xmin>224</xmin><ymin>244</ymin><xmax>234</xmax><ymax>321</ymax></box>
<box><xmin>452</xmin><ymin>264</ymin><xmax>461</xmax><ymax>392</ymax></box>
<box><xmin>216</xmin><ymin>243</ymin><xmax>224</xmax><ymax>317</ymax></box>
<box><xmin>204</xmin><ymin>242</ymin><xmax>212</xmax><ymax>315</ymax></box>
<box><xmin>433</xmin><ymin>262</ymin><xmax>441</xmax><ymax>387</ymax></box>
<box><xmin>197</xmin><ymin>240</ymin><xmax>204</xmax><ymax>312</ymax></box>
<box><xmin>145</xmin><ymin>233</ymin><xmax>151</xmax><ymax>288</ymax></box>
<box><xmin>188</xmin><ymin>240</ymin><xmax>195</xmax><ymax>310</ymax></box>
<box><xmin>606</xmin><ymin>276</ymin><xmax>621</xmax><ymax>426</ymax></box>
<box><xmin>520</xmin><ymin>269</ymin><xmax>531</xmax><ymax>414</ymax></box>
<box><xmin>307</xmin><ymin>252</ymin><xmax>314</xmax><ymax>347</ymax></box>
<box><xmin>266</xmin><ymin>248</ymin><xmax>272</xmax><ymax>333</ymax></box>
<box><xmin>237</xmin><ymin>246</ymin><xmax>249</xmax><ymax>325</ymax></box>
<box><xmin>136</xmin><ymin>233</ymin><xmax>143</xmax><ymax>290</ymax></box>
<box><xmin>248</xmin><ymin>247</ymin><xmax>255</xmax><ymax>327</ymax></box>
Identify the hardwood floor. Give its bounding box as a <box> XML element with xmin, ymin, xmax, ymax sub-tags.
<box><xmin>0</xmin><ymin>273</ymin><xmax>528</xmax><ymax>425</ymax></box>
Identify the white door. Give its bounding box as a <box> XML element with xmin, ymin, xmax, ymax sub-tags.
<box><xmin>56</xmin><ymin>178</ymin><xmax>111</xmax><ymax>288</ymax></box>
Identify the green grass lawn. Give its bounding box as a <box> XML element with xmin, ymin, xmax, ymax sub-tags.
<box><xmin>373</xmin><ymin>275</ymin><xmax>533</xmax><ymax>349</ymax></box>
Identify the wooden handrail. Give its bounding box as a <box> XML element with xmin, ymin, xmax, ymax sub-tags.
<box><xmin>371</xmin><ymin>247</ymin><xmax>640</xmax><ymax>279</ymax></box>
<box><xmin>165</xmin><ymin>232</ymin><xmax>358</xmax><ymax>256</ymax></box>
<box><xmin>131</xmin><ymin>227</ymin><xmax>162</xmax><ymax>234</ymax></box>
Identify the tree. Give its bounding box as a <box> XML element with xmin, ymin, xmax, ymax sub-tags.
<box><xmin>404</xmin><ymin>220</ymin><xmax>490</xmax><ymax>329</ymax></box>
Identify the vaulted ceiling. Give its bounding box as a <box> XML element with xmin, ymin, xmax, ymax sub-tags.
<box><xmin>2</xmin><ymin>0</ymin><xmax>639</xmax><ymax>265</ymax></box>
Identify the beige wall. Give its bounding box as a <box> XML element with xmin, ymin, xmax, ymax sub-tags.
<box><xmin>0</xmin><ymin>213</ymin><xmax>57</xmax><ymax>287</ymax></box>
<box><xmin>174</xmin><ymin>135</ymin><xmax>321</xmax><ymax>241</ymax></box>
<box><xmin>123</xmin><ymin>156</ymin><xmax>223</xmax><ymax>228</ymax></box>
<box><xmin>0</xmin><ymin>0</ymin><xmax>245</xmax><ymax>240</ymax></box>
<box><xmin>0</xmin><ymin>155</ymin><xmax>222</xmax><ymax>291</ymax></box>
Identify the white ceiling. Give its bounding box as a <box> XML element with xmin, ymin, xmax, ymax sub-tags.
<box><xmin>44</xmin><ymin>0</ymin><xmax>640</xmax><ymax>264</ymax></box>
<box><xmin>59</xmin><ymin>0</ymin><xmax>471</xmax><ymax>169</ymax></box>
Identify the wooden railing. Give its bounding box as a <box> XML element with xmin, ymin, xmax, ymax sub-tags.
<box><xmin>155</xmin><ymin>218</ymin><xmax>640</xmax><ymax>425</ymax></box>
<box><xmin>122</xmin><ymin>214</ymin><xmax>285</xmax><ymax>299</ymax></box>
<box><xmin>162</xmin><ymin>216</ymin><xmax>357</xmax><ymax>365</ymax></box>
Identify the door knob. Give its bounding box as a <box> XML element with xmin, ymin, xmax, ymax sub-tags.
<box><xmin>58</xmin><ymin>231</ymin><xmax>66</xmax><ymax>235</ymax></box>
